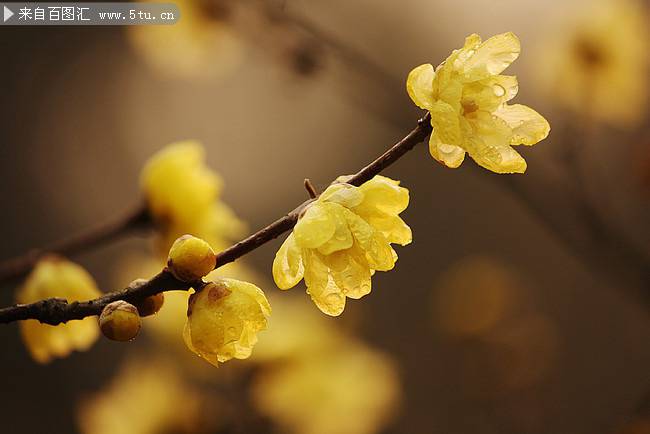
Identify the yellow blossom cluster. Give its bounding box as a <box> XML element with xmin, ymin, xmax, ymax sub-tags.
<box><xmin>140</xmin><ymin>140</ymin><xmax>246</xmax><ymax>254</ymax></box>
<box><xmin>251</xmin><ymin>296</ymin><xmax>400</xmax><ymax>434</ymax></box>
<box><xmin>78</xmin><ymin>357</ymin><xmax>205</xmax><ymax>434</ymax></box>
<box><xmin>273</xmin><ymin>175</ymin><xmax>411</xmax><ymax>316</ymax></box>
<box><xmin>16</xmin><ymin>256</ymin><xmax>101</xmax><ymax>363</ymax></box>
<box><xmin>407</xmin><ymin>32</ymin><xmax>549</xmax><ymax>173</ymax></box>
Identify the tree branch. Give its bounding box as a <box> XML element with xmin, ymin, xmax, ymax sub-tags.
<box><xmin>0</xmin><ymin>112</ymin><xmax>432</xmax><ymax>325</ymax></box>
<box><xmin>0</xmin><ymin>204</ymin><xmax>152</xmax><ymax>284</ymax></box>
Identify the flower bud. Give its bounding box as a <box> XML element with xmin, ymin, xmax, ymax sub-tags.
<box><xmin>99</xmin><ymin>301</ymin><xmax>141</xmax><ymax>341</ymax></box>
<box><xmin>167</xmin><ymin>235</ymin><xmax>216</xmax><ymax>282</ymax></box>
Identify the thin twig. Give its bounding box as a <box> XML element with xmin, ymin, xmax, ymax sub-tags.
<box><xmin>0</xmin><ymin>113</ymin><xmax>432</xmax><ymax>325</ymax></box>
<box><xmin>304</xmin><ymin>178</ymin><xmax>318</xmax><ymax>199</ymax></box>
<box><xmin>0</xmin><ymin>204</ymin><xmax>152</xmax><ymax>284</ymax></box>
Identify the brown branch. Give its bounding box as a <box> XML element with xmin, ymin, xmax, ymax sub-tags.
<box><xmin>0</xmin><ymin>204</ymin><xmax>152</xmax><ymax>284</ymax></box>
<box><xmin>0</xmin><ymin>112</ymin><xmax>432</xmax><ymax>325</ymax></box>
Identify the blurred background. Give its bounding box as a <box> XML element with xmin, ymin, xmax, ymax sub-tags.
<box><xmin>0</xmin><ymin>0</ymin><xmax>649</xmax><ymax>433</ymax></box>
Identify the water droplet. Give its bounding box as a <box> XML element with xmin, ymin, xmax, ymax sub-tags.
<box><xmin>493</xmin><ymin>84</ymin><xmax>506</xmax><ymax>97</ymax></box>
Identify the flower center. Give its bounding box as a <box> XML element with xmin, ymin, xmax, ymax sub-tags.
<box><xmin>461</xmin><ymin>99</ymin><xmax>479</xmax><ymax>115</ymax></box>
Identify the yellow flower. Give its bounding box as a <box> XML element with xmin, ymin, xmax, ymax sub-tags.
<box><xmin>140</xmin><ymin>140</ymin><xmax>246</xmax><ymax>253</ymax></box>
<box><xmin>407</xmin><ymin>32</ymin><xmax>550</xmax><ymax>174</ymax></box>
<box><xmin>183</xmin><ymin>278</ymin><xmax>271</xmax><ymax>366</ymax></box>
<box><xmin>273</xmin><ymin>176</ymin><xmax>411</xmax><ymax>316</ymax></box>
<box><xmin>535</xmin><ymin>0</ymin><xmax>649</xmax><ymax>126</ymax></box>
<box><xmin>78</xmin><ymin>357</ymin><xmax>205</xmax><ymax>434</ymax></box>
<box><xmin>252</xmin><ymin>341</ymin><xmax>400</xmax><ymax>434</ymax></box>
<box><xmin>16</xmin><ymin>256</ymin><xmax>101</xmax><ymax>363</ymax></box>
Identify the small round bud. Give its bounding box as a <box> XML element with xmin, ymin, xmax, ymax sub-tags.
<box><xmin>167</xmin><ymin>235</ymin><xmax>216</xmax><ymax>282</ymax></box>
<box><xmin>134</xmin><ymin>293</ymin><xmax>165</xmax><ymax>317</ymax></box>
<box><xmin>99</xmin><ymin>301</ymin><xmax>141</xmax><ymax>341</ymax></box>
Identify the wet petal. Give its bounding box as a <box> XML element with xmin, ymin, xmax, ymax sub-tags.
<box><xmin>293</xmin><ymin>203</ymin><xmax>336</xmax><ymax>249</ymax></box>
<box><xmin>463</xmin><ymin>32</ymin><xmax>521</xmax><ymax>78</ymax></box>
<box><xmin>430</xmin><ymin>100</ymin><xmax>462</xmax><ymax>147</ymax></box>
<box><xmin>406</xmin><ymin>63</ymin><xmax>436</xmax><ymax>110</ymax></box>
<box><xmin>495</xmin><ymin>104</ymin><xmax>550</xmax><ymax>145</ymax></box>
<box><xmin>303</xmin><ymin>251</ymin><xmax>346</xmax><ymax>316</ymax></box>
<box><xmin>429</xmin><ymin>131</ymin><xmax>466</xmax><ymax>168</ymax></box>
<box><xmin>320</xmin><ymin>183</ymin><xmax>364</xmax><ymax>208</ymax></box>
<box><xmin>317</xmin><ymin>204</ymin><xmax>354</xmax><ymax>256</ymax></box>
<box><xmin>272</xmin><ymin>234</ymin><xmax>304</xmax><ymax>290</ymax></box>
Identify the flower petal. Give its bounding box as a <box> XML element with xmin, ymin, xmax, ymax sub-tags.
<box><xmin>272</xmin><ymin>234</ymin><xmax>304</xmax><ymax>290</ymax></box>
<box><xmin>293</xmin><ymin>203</ymin><xmax>336</xmax><ymax>249</ymax></box>
<box><xmin>464</xmin><ymin>135</ymin><xmax>527</xmax><ymax>174</ymax></box>
<box><xmin>356</xmin><ymin>176</ymin><xmax>409</xmax><ymax>216</ymax></box>
<box><xmin>495</xmin><ymin>104</ymin><xmax>550</xmax><ymax>146</ymax></box>
<box><xmin>317</xmin><ymin>204</ymin><xmax>354</xmax><ymax>256</ymax></box>
<box><xmin>406</xmin><ymin>63</ymin><xmax>436</xmax><ymax>110</ymax></box>
<box><xmin>303</xmin><ymin>251</ymin><xmax>346</xmax><ymax>316</ymax></box>
<box><xmin>325</xmin><ymin>251</ymin><xmax>372</xmax><ymax>300</ymax></box>
<box><xmin>430</xmin><ymin>100</ymin><xmax>462</xmax><ymax>147</ymax></box>
<box><xmin>319</xmin><ymin>183</ymin><xmax>364</xmax><ymax>208</ymax></box>
<box><xmin>429</xmin><ymin>131</ymin><xmax>466</xmax><ymax>168</ymax></box>
<box><xmin>463</xmin><ymin>32</ymin><xmax>521</xmax><ymax>78</ymax></box>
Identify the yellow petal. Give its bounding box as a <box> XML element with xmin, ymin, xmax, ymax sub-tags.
<box><xmin>464</xmin><ymin>134</ymin><xmax>527</xmax><ymax>174</ymax></box>
<box><xmin>406</xmin><ymin>63</ymin><xmax>436</xmax><ymax>110</ymax></box>
<box><xmin>325</xmin><ymin>251</ymin><xmax>372</xmax><ymax>300</ymax></box>
<box><xmin>319</xmin><ymin>183</ymin><xmax>364</xmax><ymax>208</ymax></box>
<box><xmin>356</xmin><ymin>176</ymin><xmax>409</xmax><ymax>216</ymax></box>
<box><xmin>495</xmin><ymin>104</ymin><xmax>550</xmax><ymax>145</ymax></box>
<box><xmin>317</xmin><ymin>204</ymin><xmax>354</xmax><ymax>256</ymax></box>
<box><xmin>429</xmin><ymin>130</ymin><xmax>466</xmax><ymax>168</ymax></box>
<box><xmin>461</xmin><ymin>75</ymin><xmax>519</xmax><ymax>112</ymax></box>
<box><xmin>343</xmin><ymin>210</ymin><xmax>396</xmax><ymax>271</ymax></box>
<box><xmin>293</xmin><ymin>203</ymin><xmax>336</xmax><ymax>249</ymax></box>
<box><xmin>272</xmin><ymin>233</ymin><xmax>305</xmax><ymax>290</ymax></box>
<box><xmin>463</xmin><ymin>32</ymin><xmax>521</xmax><ymax>78</ymax></box>
<box><xmin>303</xmin><ymin>251</ymin><xmax>346</xmax><ymax>316</ymax></box>
<box><xmin>429</xmin><ymin>100</ymin><xmax>462</xmax><ymax>147</ymax></box>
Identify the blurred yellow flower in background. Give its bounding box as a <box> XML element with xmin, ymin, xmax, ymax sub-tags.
<box><xmin>536</xmin><ymin>0</ymin><xmax>649</xmax><ymax>126</ymax></box>
<box><xmin>78</xmin><ymin>357</ymin><xmax>206</xmax><ymax>434</ymax></box>
<box><xmin>431</xmin><ymin>256</ymin><xmax>520</xmax><ymax>337</ymax></box>
<box><xmin>17</xmin><ymin>256</ymin><xmax>101</xmax><ymax>363</ymax></box>
<box><xmin>140</xmin><ymin>140</ymin><xmax>246</xmax><ymax>254</ymax></box>
<box><xmin>252</xmin><ymin>295</ymin><xmax>345</xmax><ymax>362</ymax></box>
<box><xmin>184</xmin><ymin>278</ymin><xmax>271</xmax><ymax>366</ymax></box>
<box><xmin>407</xmin><ymin>32</ymin><xmax>549</xmax><ymax>173</ymax></box>
<box><xmin>252</xmin><ymin>340</ymin><xmax>400</xmax><ymax>434</ymax></box>
<box><xmin>128</xmin><ymin>0</ymin><xmax>242</xmax><ymax>79</ymax></box>
<box><xmin>273</xmin><ymin>176</ymin><xmax>411</xmax><ymax>316</ymax></box>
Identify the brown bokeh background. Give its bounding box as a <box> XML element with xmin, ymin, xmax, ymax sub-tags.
<box><xmin>0</xmin><ymin>0</ymin><xmax>649</xmax><ymax>433</ymax></box>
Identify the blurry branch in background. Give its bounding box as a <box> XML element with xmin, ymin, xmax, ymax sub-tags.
<box><xmin>0</xmin><ymin>113</ymin><xmax>432</xmax><ymax>325</ymax></box>
<box><xmin>232</xmin><ymin>0</ymin><xmax>650</xmax><ymax>304</ymax></box>
<box><xmin>0</xmin><ymin>204</ymin><xmax>151</xmax><ymax>284</ymax></box>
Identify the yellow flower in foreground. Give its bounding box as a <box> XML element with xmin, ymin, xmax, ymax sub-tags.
<box><xmin>407</xmin><ymin>32</ymin><xmax>550</xmax><ymax>173</ymax></box>
<box><xmin>536</xmin><ymin>0</ymin><xmax>648</xmax><ymax>126</ymax></box>
<box><xmin>252</xmin><ymin>341</ymin><xmax>400</xmax><ymax>434</ymax></box>
<box><xmin>184</xmin><ymin>278</ymin><xmax>271</xmax><ymax>366</ymax></box>
<box><xmin>273</xmin><ymin>176</ymin><xmax>411</xmax><ymax>316</ymax></box>
<box><xmin>78</xmin><ymin>357</ymin><xmax>204</xmax><ymax>434</ymax></box>
<box><xmin>140</xmin><ymin>140</ymin><xmax>246</xmax><ymax>253</ymax></box>
<box><xmin>17</xmin><ymin>257</ymin><xmax>101</xmax><ymax>363</ymax></box>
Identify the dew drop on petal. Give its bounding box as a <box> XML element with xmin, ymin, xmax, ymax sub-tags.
<box><xmin>493</xmin><ymin>84</ymin><xmax>506</xmax><ymax>97</ymax></box>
